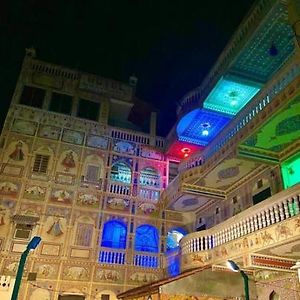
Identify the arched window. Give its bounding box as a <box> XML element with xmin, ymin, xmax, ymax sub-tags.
<box><xmin>110</xmin><ymin>162</ymin><xmax>131</xmax><ymax>184</ymax></box>
<box><xmin>101</xmin><ymin>220</ymin><xmax>127</xmax><ymax>249</ymax></box>
<box><xmin>166</xmin><ymin>228</ymin><xmax>186</xmax><ymax>251</ymax></box>
<box><xmin>135</xmin><ymin>224</ymin><xmax>159</xmax><ymax>253</ymax></box>
<box><xmin>139</xmin><ymin>167</ymin><xmax>160</xmax><ymax>187</ymax></box>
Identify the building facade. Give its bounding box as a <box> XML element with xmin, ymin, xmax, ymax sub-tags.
<box><xmin>1</xmin><ymin>0</ymin><xmax>300</xmax><ymax>299</ymax></box>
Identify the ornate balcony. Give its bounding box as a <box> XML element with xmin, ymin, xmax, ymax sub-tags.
<box><xmin>180</xmin><ymin>184</ymin><xmax>300</xmax><ymax>271</ymax></box>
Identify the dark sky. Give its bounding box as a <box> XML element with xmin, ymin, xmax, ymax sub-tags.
<box><xmin>1</xmin><ymin>0</ymin><xmax>255</xmax><ymax>136</ymax></box>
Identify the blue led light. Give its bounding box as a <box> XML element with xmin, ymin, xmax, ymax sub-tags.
<box><xmin>177</xmin><ymin>108</ymin><xmax>232</xmax><ymax>146</ymax></box>
<box><xmin>203</xmin><ymin>75</ymin><xmax>261</xmax><ymax>115</ymax></box>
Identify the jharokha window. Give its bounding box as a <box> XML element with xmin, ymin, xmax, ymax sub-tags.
<box><xmin>33</xmin><ymin>154</ymin><xmax>50</xmax><ymax>173</ymax></box>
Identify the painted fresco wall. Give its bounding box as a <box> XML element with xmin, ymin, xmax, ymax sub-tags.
<box><xmin>0</xmin><ymin>55</ymin><xmax>187</xmax><ymax>300</ymax></box>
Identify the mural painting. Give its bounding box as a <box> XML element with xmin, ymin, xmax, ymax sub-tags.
<box><xmin>38</xmin><ymin>125</ymin><xmax>61</xmax><ymax>140</ymax></box>
<box><xmin>86</xmin><ymin>134</ymin><xmax>108</xmax><ymax>149</ymax></box>
<box><xmin>95</xmin><ymin>268</ymin><xmax>122</xmax><ymax>283</ymax></box>
<box><xmin>11</xmin><ymin>119</ymin><xmax>37</xmax><ymax>136</ymax></box>
<box><xmin>77</xmin><ymin>192</ymin><xmax>100</xmax><ymax>207</ymax></box>
<box><xmin>62</xmin><ymin>265</ymin><xmax>89</xmax><ymax>280</ymax></box>
<box><xmin>62</xmin><ymin>129</ymin><xmax>84</xmax><ymax>145</ymax></box>
<box><xmin>50</xmin><ymin>189</ymin><xmax>73</xmax><ymax>205</ymax></box>
<box><xmin>23</xmin><ymin>185</ymin><xmax>46</xmax><ymax>201</ymax></box>
<box><xmin>113</xmin><ymin>140</ymin><xmax>136</xmax><ymax>155</ymax></box>
<box><xmin>129</xmin><ymin>272</ymin><xmax>158</xmax><ymax>285</ymax></box>
<box><xmin>0</xmin><ymin>181</ymin><xmax>20</xmax><ymax>197</ymax></box>
<box><xmin>106</xmin><ymin>197</ymin><xmax>130</xmax><ymax>211</ymax></box>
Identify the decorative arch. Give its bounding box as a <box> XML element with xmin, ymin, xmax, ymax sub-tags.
<box><xmin>110</xmin><ymin>161</ymin><xmax>132</xmax><ymax>184</ymax></box>
<box><xmin>139</xmin><ymin>167</ymin><xmax>160</xmax><ymax>187</ymax></box>
<box><xmin>101</xmin><ymin>220</ymin><xmax>127</xmax><ymax>249</ymax></box>
<box><xmin>134</xmin><ymin>224</ymin><xmax>159</xmax><ymax>253</ymax></box>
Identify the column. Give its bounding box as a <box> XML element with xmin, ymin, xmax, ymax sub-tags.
<box><xmin>149</xmin><ymin>112</ymin><xmax>157</xmax><ymax>146</ymax></box>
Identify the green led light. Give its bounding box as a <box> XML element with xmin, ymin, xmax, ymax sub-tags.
<box><xmin>281</xmin><ymin>152</ymin><xmax>300</xmax><ymax>189</ymax></box>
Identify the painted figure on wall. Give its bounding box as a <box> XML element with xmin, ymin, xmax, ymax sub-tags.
<box><xmin>47</xmin><ymin>218</ymin><xmax>64</xmax><ymax>236</ymax></box>
<box><xmin>62</xmin><ymin>151</ymin><xmax>76</xmax><ymax>171</ymax></box>
<box><xmin>9</xmin><ymin>141</ymin><xmax>24</xmax><ymax>161</ymax></box>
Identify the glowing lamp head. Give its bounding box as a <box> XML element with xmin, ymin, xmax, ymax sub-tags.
<box><xmin>202</xmin><ymin>129</ymin><xmax>209</xmax><ymax>136</ymax></box>
<box><xmin>227</xmin><ymin>260</ymin><xmax>240</xmax><ymax>272</ymax></box>
<box><xmin>181</xmin><ymin>147</ymin><xmax>191</xmax><ymax>158</ymax></box>
<box><xmin>230</xmin><ymin>99</ymin><xmax>238</xmax><ymax>106</ymax></box>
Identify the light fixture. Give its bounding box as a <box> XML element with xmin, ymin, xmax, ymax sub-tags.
<box><xmin>227</xmin><ymin>260</ymin><xmax>249</xmax><ymax>300</ymax></box>
<box><xmin>202</xmin><ymin>129</ymin><xmax>209</xmax><ymax>136</ymax></box>
<box><xmin>11</xmin><ymin>236</ymin><xmax>42</xmax><ymax>300</ymax></box>
<box><xmin>291</xmin><ymin>261</ymin><xmax>300</xmax><ymax>282</ymax></box>
<box><xmin>230</xmin><ymin>99</ymin><xmax>238</xmax><ymax>106</ymax></box>
<box><xmin>181</xmin><ymin>147</ymin><xmax>191</xmax><ymax>158</ymax></box>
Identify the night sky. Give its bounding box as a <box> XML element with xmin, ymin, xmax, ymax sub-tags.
<box><xmin>1</xmin><ymin>0</ymin><xmax>255</xmax><ymax>136</ymax></box>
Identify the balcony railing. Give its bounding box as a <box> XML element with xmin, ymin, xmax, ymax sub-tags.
<box><xmin>180</xmin><ymin>184</ymin><xmax>300</xmax><ymax>255</ymax></box>
<box><xmin>99</xmin><ymin>248</ymin><xmax>126</xmax><ymax>265</ymax></box>
<box><xmin>133</xmin><ymin>253</ymin><xmax>159</xmax><ymax>268</ymax></box>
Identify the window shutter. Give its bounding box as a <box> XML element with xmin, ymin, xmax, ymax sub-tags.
<box><xmin>33</xmin><ymin>154</ymin><xmax>50</xmax><ymax>173</ymax></box>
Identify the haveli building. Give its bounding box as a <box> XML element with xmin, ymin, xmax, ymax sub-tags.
<box><xmin>0</xmin><ymin>0</ymin><xmax>300</xmax><ymax>299</ymax></box>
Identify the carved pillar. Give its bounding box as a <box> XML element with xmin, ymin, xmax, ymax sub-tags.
<box><xmin>149</xmin><ymin>112</ymin><xmax>157</xmax><ymax>146</ymax></box>
<box><xmin>43</xmin><ymin>89</ymin><xmax>51</xmax><ymax>110</ymax></box>
<box><xmin>71</xmin><ymin>95</ymin><xmax>79</xmax><ymax>116</ymax></box>
<box><xmin>98</xmin><ymin>96</ymin><xmax>110</xmax><ymax>125</ymax></box>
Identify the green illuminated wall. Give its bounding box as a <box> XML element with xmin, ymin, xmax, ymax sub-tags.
<box><xmin>281</xmin><ymin>152</ymin><xmax>300</xmax><ymax>189</ymax></box>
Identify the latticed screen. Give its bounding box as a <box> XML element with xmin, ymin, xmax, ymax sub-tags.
<box><xmin>33</xmin><ymin>154</ymin><xmax>50</xmax><ymax>173</ymax></box>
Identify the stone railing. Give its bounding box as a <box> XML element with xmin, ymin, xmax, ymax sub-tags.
<box><xmin>180</xmin><ymin>184</ymin><xmax>300</xmax><ymax>255</ymax></box>
<box><xmin>176</xmin><ymin>0</ymin><xmax>276</xmax><ymax>117</ymax></box>
<box><xmin>179</xmin><ymin>54</ymin><xmax>300</xmax><ymax>173</ymax></box>
<box><xmin>99</xmin><ymin>248</ymin><xmax>126</xmax><ymax>265</ymax></box>
<box><xmin>133</xmin><ymin>253</ymin><xmax>159</xmax><ymax>268</ymax></box>
<box><xmin>30</xmin><ymin>59</ymin><xmax>80</xmax><ymax>80</ymax></box>
<box><xmin>108</xmin><ymin>183</ymin><xmax>131</xmax><ymax>196</ymax></box>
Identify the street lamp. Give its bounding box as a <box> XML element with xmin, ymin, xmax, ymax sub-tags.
<box><xmin>11</xmin><ymin>236</ymin><xmax>42</xmax><ymax>300</ymax></box>
<box><xmin>227</xmin><ymin>260</ymin><xmax>250</xmax><ymax>300</ymax></box>
<box><xmin>291</xmin><ymin>261</ymin><xmax>300</xmax><ymax>282</ymax></box>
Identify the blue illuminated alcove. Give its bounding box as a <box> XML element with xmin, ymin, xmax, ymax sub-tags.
<box><xmin>203</xmin><ymin>74</ymin><xmax>261</xmax><ymax>115</ymax></box>
<box><xmin>166</xmin><ymin>228</ymin><xmax>186</xmax><ymax>276</ymax></box>
<box><xmin>134</xmin><ymin>224</ymin><xmax>159</xmax><ymax>253</ymax></box>
<box><xmin>177</xmin><ymin>108</ymin><xmax>231</xmax><ymax>146</ymax></box>
<box><xmin>101</xmin><ymin>220</ymin><xmax>127</xmax><ymax>249</ymax></box>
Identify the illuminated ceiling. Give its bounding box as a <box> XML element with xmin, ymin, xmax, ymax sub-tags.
<box><xmin>176</xmin><ymin>108</ymin><xmax>231</xmax><ymax>146</ymax></box>
<box><xmin>203</xmin><ymin>74</ymin><xmax>261</xmax><ymax>115</ymax></box>
<box><xmin>166</xmin><ymin>140</ymin><xmax>204</xmax><ymax>160</ymax></box>
<box><xmin>230</xmin><ymin>3</ymin><xmax>295</xmax><ymax>82</ymax></box>
<box><xmin>239</xmin><ymin>95</ymin><xmax>300</xmax><ymax>160</ymax></box>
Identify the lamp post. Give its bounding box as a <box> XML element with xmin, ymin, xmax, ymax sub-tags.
<box><xmin>11</xmin><ymin>236</ymin><xmax>41</xmax><ymax>300</ymax></box>
<box><xmin>227</xmin><ymin>260</ymin><xmax>250</xmax><ymax>300</ymax></box>
<box><xmin>291</xmin><ymin>261</ymin><xmax>300</xmax><ymax>282</ymax></box>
